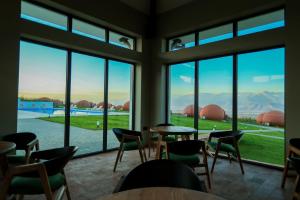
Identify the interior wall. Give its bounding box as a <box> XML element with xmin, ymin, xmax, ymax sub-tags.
<box><xmin>0</xmin><ymin>0</ymin><xmax>20</xmax><ymax>136</ymax></box>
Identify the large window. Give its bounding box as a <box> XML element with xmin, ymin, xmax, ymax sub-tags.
<box><xmin>107</xmin><ymin>60</ymin><xmax>134</xmax><ymax>149</ymax></box>
<box><xmin>70</xmin><ymin>53</ymin><xmax>105</xmax><ymax>155</ymax></box>
<box><xmin>72</xmin><ymin>19</ymin><xmax>106</xmax><ymax>41</ymax></box>
<box><xmin>21</xmin><ymin>1</ymin><xmax>68</xmax><ymax>31</ymax></box>
<box><xmin>109</xmin><ymin>31</ymin><xmax>135</xmax><ymax>50</ymax></box>
<box><xmin>169</xmin><ymin>62</ymin><xmax>195</xmax><ymax>128</ymax></box>
<box><xmin>169</xmin><ymin>34</ymin><xmax>195</xmax><ymax>51</ymax></box>
<box><xmin>18</xmin><ymin>41</ymin><xmax>136</xmax><ymax>155</ymax></box>
<box><xmin>18</xmin><ymin>41</ymin><xmax>67</xmax><ymax>150</ymax></box>
<box><xmin>237</xmin><ymin>48</ymin><xmax>285</xmax><ymax>165</ymax></box>
<box><xmin>167</xmin><ymin>47</ymin><xmax>285</xmax><ymax>166</ymax></box>
<box><xmin>198</xmin><ymin>24</ymin><xmax>233</xmax><ymax>45</ymax></box>
<box><xmin>198</xmin><ymin>56</ymin><xmax>233</xmax><ymax>132</ymax></box>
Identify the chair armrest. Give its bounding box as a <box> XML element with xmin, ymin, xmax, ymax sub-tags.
<box><xmin>209</xmin><ymin>131</ymin><xmax>233</xmax><ymax>138</ymax></box>
<box><xmin>5</xmin><ymin>163</ymin><xmax>43</xmax><ymax>177</ymax></box>
<box><xmin>27</xmin><ymin>138</ymin><xmax>39</xmax><ymax>150</ymax></box>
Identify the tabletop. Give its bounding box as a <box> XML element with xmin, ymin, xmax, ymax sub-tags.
<box><xmin>150</xmin><ymin>126</ymin><xmax>197</xmax><ymax>135</ymax></box>
<box><xmin>97</xmin><ymin>187</ymin><xmax>226</xmax><ymax>200</ymax></box>
<box><xmin>0</xmin><ymin>141</ymin><xmax>16</xmax><ymax>155</ymax></box>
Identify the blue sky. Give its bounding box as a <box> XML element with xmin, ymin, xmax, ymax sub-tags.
<box><xmin>171</xmin><ymin>48</ymin><xmax>284</xmax><ymax>95</ymax></box>
<box><xmin>19</xmin><ymin>41</ymin><xmax>132</xmax><ymax>104</ymax></box>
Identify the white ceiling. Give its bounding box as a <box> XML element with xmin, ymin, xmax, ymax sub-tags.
<box><xmin>120</xmin><ymin>0</ymin><xmax>196</xmax><ymax>15</ymax></box>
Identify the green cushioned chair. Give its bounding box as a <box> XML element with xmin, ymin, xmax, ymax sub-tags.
<box><xmin>113</xmin><ymin>128</ymin><xmax>147</xmax><ymax>172</ymax></box>
<box><xmin>165</xmin><ymin>140</ymin><xmax>211</xmax><ymax>189</ymax></box>
<box><xmin>0</xmin><ymin>146</ymin><xmax>78</xmax><ymax>200</ymax></box>
<box><xmin>3</xmin><ymin>132</ymin><xmax>39</xmax><ymax>165</ymax></box>
<box><xmin>208</xmin><ymin>130</ymin><xmax>244</xmax><ymax>174</ymax></box>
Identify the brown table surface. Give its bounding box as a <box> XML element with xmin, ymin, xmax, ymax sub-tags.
<box><xmin>150</xmin><ymin>126</ymin><xmax>197</xmax><ymax>136</ymax></box>
<box><xmin>97</xmin><ymin>187</ymin><xmax>226</xmax><ymax>200</ymax></box>
<box><xmin>0</xmin><ymin>141</ymin><xmax>16</xmax><ymax>155</ymax></box>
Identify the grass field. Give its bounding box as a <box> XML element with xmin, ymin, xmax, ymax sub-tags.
<box><xmin>40</xmin><ymin>114</ymin><xmax>284</xmax><ymax>165</ymax></box>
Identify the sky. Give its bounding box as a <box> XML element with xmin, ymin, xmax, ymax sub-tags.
<box><xmin>19</xmin><ymin>41</ymin><xmax>132</xmax><ymax>104</ymax></box>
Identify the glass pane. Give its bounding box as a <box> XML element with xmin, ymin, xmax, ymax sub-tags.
<box><xmin>109</xmin><ymin>31</ymin><xmax>134</xmax><ymax>50</ymax></box>
<box><xmin>108</xmin><ymin>60</ymin><xmax>133</xmax><ymax>149</ymax></box>
<box><xmin>70</xmin><ymin>53</ymin><xmax>105</xmax><ymax>155</ymax></box>
<box><xmin>170</xmin><ymin>62</ymin><xmax>195</xmax><ymax>128</ymax></box>
<box><xmin>21</xmin><ymin>1</ymin><xmax>67</xmax><ymax>31</ymax></box>
<box><xmin>199</xmin><ymin>24</ymin><xmax>233</xmax><ymax>45</ymax></box>
<box><xmin>238</xmin><ymin>48</ymin><xmax>285</xmax><ymax>165</ymax></box>
<box><xmin>72</xmin><ymin>19</ymin><xmax>106</xmax><ymax>42</ymax></box>
<box><xmin>198</xmin><ymin>56</ymin><xmax>233</xmax><ymax>136</ymax></box>
<box><xmin>238</xmin><ymin>10</ymin><xmax>285</xmax><ymax>36</ymax></box>
<box><xmin>18</xmin><ymin>41</ymin><xmax>67</xmax><ymax>150</ymax></box>
<box><xmin>169</xmin><ymin>34</ymin><xmax>195</xmax><ymax>51</ymax></box>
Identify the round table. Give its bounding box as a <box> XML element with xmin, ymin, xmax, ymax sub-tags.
<box><xmin>0</xmin><ymin>141</ymin><xmax>16</xmax><ymax>175</ymax></box>
<box><xmin>97</xmin><ymin>187</ymin><xmax>226</xmax><ymax>200</ymax></box>
<box><xmin>150</xmin><ymin>126</ymin><xmax>197</xmax><ymax>159</ymax></box>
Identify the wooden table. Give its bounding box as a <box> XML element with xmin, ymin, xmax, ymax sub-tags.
<box><xmin>97</xmin><ymin>187</ymin><xmax>226</xmax><ymax>200</ymax></box>
<box><xmin>150</xmin><ymin>126</ymin><xmax>197</xmax><ymax>159</ymax></box>
<box><xmin>0</xmin><ymin>141</ymin><xmax>16</xmax><ymax>175</ymax></box>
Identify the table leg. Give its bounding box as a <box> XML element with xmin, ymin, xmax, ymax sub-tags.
<box><xmin>155</xmin><ymin>135</ymin><xmax>162</xmax><ymax>159</ymax></box>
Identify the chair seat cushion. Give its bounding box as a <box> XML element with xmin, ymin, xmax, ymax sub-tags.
<box><xmin>162</xmin><ymin>152</ymin><xmax>200</xmax><ymax>166</ymax></box>
<box><xmin>10</xmin><ymin>173</ymin><xmax>65</xmax><ymax>194</ymax></box>
<box><xmin>7</xmin><ymin>155</ymin><xmax>27</xmax><ymax>165</ymax></box>
<box><xmin>208</xmin><ymin>141</ymin><xmax>236</xmax><ymax>154</ymax></box>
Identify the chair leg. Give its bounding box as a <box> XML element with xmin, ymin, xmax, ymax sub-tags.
<box><xmin>227</xmin><ymin>152</ymin><xmax>232</xmax><ymax>163</ymax></box>
<box><xmin>294</xmin><ymin>175</ymin><xmax>300</xmax><ymax>200</ymax></box>
<box><xmin>233</xmin><ymin>141</ymin><xmax>244</xmax><ymax>174</ymax></box>
<box><xmin>202</xmin><ymin>145</ymin><xmax>211</xmax><ymax>189</ymax></box>
<box><xmin>38</xmin><ymin>166</ymin><xmax>53</xmax><ymax>200</ymax></box>
<box><xmin>211</xmin><ymin>142</ymin><xmax>221</xmax><ymax>173</ymax></box>
<box><xmin>282</xmin><ymin>150</ymin><xmax>292</xmax><ymax>188</ymax></box>
<box><xmin>119</xmin><ymin>149</ymin><xmax>124</xmax><ymax>162</ymax></box>
<box><xmin>113</xmin><ymin>143</ymin><xmax>123</xmax><ymax>172</ymax></box>
<box><xmin>62</xmin><ymin>170</ymin><xmax>71</xmax><ymax>200</ymax></box>
<box><xmin>142</xmin><ymin>147</ymin><xmax>147</xmax><ymax>162</ymax></box>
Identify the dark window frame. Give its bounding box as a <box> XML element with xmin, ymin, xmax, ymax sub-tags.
<box><xmin>21</xmin><ymin>0</ymin><xmax>137</xmax><ymax>51</ymax></box>
<box><xmin>19</xmin><ymin>37</ymin><xmax>137</xmax><ymax>157</ymax></box>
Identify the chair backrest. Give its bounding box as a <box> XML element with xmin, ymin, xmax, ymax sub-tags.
<box><xmin>28</xmin><ymin>146</ymin><xmax>78</xmax><ymax>176</ymax></box>
<box><xmin>167</xmin><ymin>140</ymin><xmax>204</xmax><ymax>156</ymax></box>
<box><xmin>3</xmin><ymin>132</ymin><xmax>37</xmax><ymax>150</ymax></box>
<box><xmin>117</xmin><ymin>160</ymin><xmax>206</xmax><ymax>192</ymax></box>
<box><xmin>210</xmin><ymin>130</ymin><xmax>244</xmax><ymax>145</ymax></box>
<box><xmin>112</xmin><ymin>128</ymin><xmax>142</xmax><ymax>143</ymax></box>
<box><xmin>156</xmin><ymin>123</ymin><xmax>175</xmax><ymax>127</ymax></box>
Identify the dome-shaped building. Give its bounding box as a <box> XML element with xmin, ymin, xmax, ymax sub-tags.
<box><xmin>256</xmin><ymin>112</ymin><xmax>265</xmax><ymax>124</ymax></box>
<box><xmin>123</xmin><ymin>101</ymin><xmax>130</xmax><ymax>111</ymax></box>
<box><xmin>199</xmin><ymin>104</ymin><xmax>225</xmax><ymax>121</ymax></box>
<box><xmin>262</xmin><ymin>110</ymin><xmax>284</xmax><ymax>127</ymax></box>
<box><xmin>76</xmin><ymin>100</ymin><xmax>94</xmax><ymax>108</ymax></box>
<box><xmin>182</xmin><ymin>105</ymin><xmax>201</xmax><ymax>117</ymax></box>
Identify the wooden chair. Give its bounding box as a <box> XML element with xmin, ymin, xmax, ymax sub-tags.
<box><xmin>282</xmin><ymin>138</ymin><xmax>300</xmax><ymax>188</ymax></box>
<box><xmin>0</xmin><ymin>146</ymin><xmax>78</xmax><ymax>200</ymax></box>
<box><xmin>112</xmin><ymin>128</ymin><xmax>147</xmax><ymax>172</ymax></box>
<box><xmin>208</xmin><ymin>130</ymin><xmax>244</xmax><ymax>174</ymax></box>
<box><xmin>3</xmin><ymin>132</ymin><xmax>39</xmax><ymax>165</ymax></box>
<box><xmin>288</xmin><ymin>157</ymin><xmax>300</xmax><ymax>200</ymax></box>
<box><xmin>114</xmin><ymin>159</ymin><xmax>207</xmax><ymax>193</ymax></box>
<box><xmin>147</xmin><ymin>123</ymin><xmax>177</xmax><ymax>158</ymax></box>
<box><xmin>166</xmin><ymin>140</ymin><xmax>211</xmax><ymax>189</ymax></box>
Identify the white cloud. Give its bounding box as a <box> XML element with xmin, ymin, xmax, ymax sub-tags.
<box><xmin>182</xmin><ymin>63</ymin><xmax>194</xmax><ymax>68</ymax></box>
<box><xmin>253</xmin><ymin>76</ymin><xmax>269</xmax><ymax>83</ymax></box>
<box><xmin>180</xmin><ymin>75</ymin><xmax>192</xmax><ymax>83</ymax></box>
<box><xmin>271</xmin><ymin>75</ymin><xmax>284</xmax><ymax>80</ymax></box>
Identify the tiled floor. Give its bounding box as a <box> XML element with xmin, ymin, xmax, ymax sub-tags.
<box><xmin>8</xmin><ymin>150</ymin><xmax>296</xmax><ymax>200</ymax></box>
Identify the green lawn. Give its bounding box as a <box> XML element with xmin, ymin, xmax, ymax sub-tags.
<box><xmin>40</xmin><ymin>114</ymin><xmax>285</xmax><ymax>165</ymax></box>
<box><xmin>40</xmin><ymin>115</ymin><xmax>129</xmax><ymax>130</ymax></box>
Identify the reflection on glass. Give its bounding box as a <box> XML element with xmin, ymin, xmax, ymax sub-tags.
<box><xmin>21</xmin><ymin>1</ymin><xmax>67</xmax><ymax>31</ymax></box>
<box><xmin>17</xmin><ymin>41</ymin><xmax>67</xmax><ymax>150</ymax></box>
<box><xmin>199</xmin><ymin>24</ymin><xmax>233</xmax><ymax>45</ymax></box>
<box><xmin>107</xmin><ymin>60</ymin><xmax>133</xmax><ymax>149</ymax></box>
<box><xmin>70</xmin><ymin>53</ymin><xmax>105</xmax><ymax>155</ymax></box>
<box><xmin>169</xmin><ymin>34</ymin><xmax>195</xmax><ymax>51</ymax></box>
<box><xmin>238</xmin><ymin>10</ymin><xmax>285</xmax><ymax>36</ymax></box>
<box><xmin>238</xmin><ymin>48</ymin><xmax>285</xmax><ymax>165</ymax></box>
<box><xmin>72</xmin><ymin>19</ymin><xmax>105</xmax><ymax>41</ymax></box>
<box><xmin>109</xmin><ymin>31</ymin><xmax>134</xmax><ymax>50</ymax></box>
<box><xmin>170</xmin><ymin>62</ymin><xmax>195</xmax><ymax>128</ymax></box>
<box><xmin>198</xmin><ymin>56</ymin><xmax>233</xmax><ymax>133</ymax></box>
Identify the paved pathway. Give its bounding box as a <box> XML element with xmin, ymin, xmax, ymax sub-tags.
<box><xmin>18</xmin><ymin>118</ymin><xmax>119</xmax><ymax>155</ymax></box>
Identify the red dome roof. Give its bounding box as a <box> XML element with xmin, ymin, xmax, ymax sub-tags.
<box><xmin>123</xmin><ymin>101</ymin><xmax>130</xmax><ymax>111</ymax></box>
<box><xmin>256</xmin><ymin>112</ymin><xmax>265</xmax><ymax>124</ymax></box>
<box><xmin>262</xmin><ymin>110</ymin><xmax>284</xmax><ymax>127</ymax></box>
<box><xmin>182</xmin><ymin>105</ymin><xmax>201</xmax><ymax>117</ymax></box>
<box><xmin>199</xmin><ymin>104</ymin><xmax>225</xmax><ymax>121</ymax></box>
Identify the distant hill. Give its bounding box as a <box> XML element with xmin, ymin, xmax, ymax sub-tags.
<box><xmin>171</xmin><ymin>91</ymin><xmax>284</xmax><ymax>118</ymax></box>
